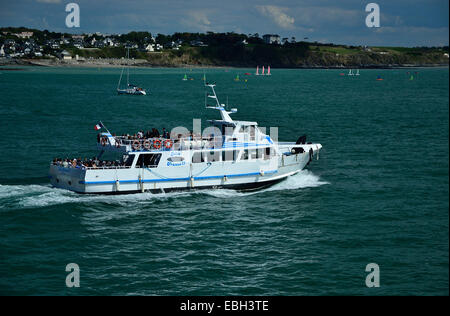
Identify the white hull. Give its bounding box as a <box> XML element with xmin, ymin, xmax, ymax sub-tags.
<box><xmin>49</xmin><ymin>143</ymin><xmax>321</xmax><ymax>194</ymax></box>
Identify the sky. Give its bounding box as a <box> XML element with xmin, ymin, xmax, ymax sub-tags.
<box><xmin>0</xmin><ymin>0</ymin><xmax>448</xmax><ymax>47</ymax></box>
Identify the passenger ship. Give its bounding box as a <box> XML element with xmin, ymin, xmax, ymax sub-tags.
<box><xmin>49</xmin><ymin>84</ymin><xmax>322</xmax><ymax>194</ymax></box>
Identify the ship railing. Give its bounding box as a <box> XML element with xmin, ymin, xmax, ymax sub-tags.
<box><xmin>108</xmin><ymin>136</ymin><xmax>225</xmax><ymax>151</ymax></box>
<box><xmin>51</xmin><ymin>163</ymin><xmax>132</xmax><ymax>170</ymax></box>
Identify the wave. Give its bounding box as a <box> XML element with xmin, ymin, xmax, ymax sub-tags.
<box><xmin>0</xmin><ymin>171</ymin><xmax>329</xmax><ymax>208</ymax></box>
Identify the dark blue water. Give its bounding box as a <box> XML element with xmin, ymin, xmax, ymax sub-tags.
<box><xmin>0</xmin><ymin>66</ymin><xmax>448</xmax><ymax>295</ymax></box>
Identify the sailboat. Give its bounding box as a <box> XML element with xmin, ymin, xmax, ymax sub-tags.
<box><xmin>267</xmin><ymin>66</ymin><xmax>271</xmax><ymax>76</ymax></box>
<box><xmin>262</xmin><ymin>66</ymin><xmax>265</xmax><ymax>76</ymax></box>
<box><xmin>255</xmin><ymin>66</ymin><xmax>260</xmax><ymax>76</ymax></box>
<box><xmin>117</xmin><ymin>47</ymin><xmax>146</xmax><ymax>95</ymax></box>
<box><xmin>355</xmin><ymin>69</ymin><xmax>360</xmax><ymax>76</ymax></box>
<box><xmin>182</xmin><ymin>74</ymin><xmax>188</xmax><ymax>81</ymax></box>
<box><xmin>234</xmin><ymin>74</ymin><xmax>240</xmax><ymax>82</ymax></box>
<box><xmin>348</xmin><ymin>69</ymin><xmax>354</xmax><ymax>76</ymax></box>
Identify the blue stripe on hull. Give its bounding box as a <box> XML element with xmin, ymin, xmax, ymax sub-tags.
<box><xmin>81</xmin><ymin>170</ymin><xmax>278</xmax><ymax>185</ymax></box>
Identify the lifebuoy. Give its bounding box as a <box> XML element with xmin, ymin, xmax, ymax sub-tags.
<box><xmin>132</xmin><ymin>139</ymin><xmax>141</xmax><ymax>151</ymax></box>
<box><xmin>164</xmin><ymin>139</ymin><xmax>173</xmax><ymax>149</ymax></box>
<box><xmin>153</xmin><ymin>139</ymin><xmax>161</xmax><ymax>149</ymax></box>
<box><xmin>143</xmin><ymin>139</ymin><xmax>151</xmax><ymax>150</ymax></box>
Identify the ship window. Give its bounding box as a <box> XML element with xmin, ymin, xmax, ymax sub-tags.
<box><xmin>167</xmin><ymin>157</ymin><xmax>184</xmax><ymax>162</ymax></box>
<box><xmin>192</xmin><ymin>152</ymin><xmax>204</xmax><ymax>163</ymax></box>
<box><xmin>242</xmin><ymin>149</ymin><xmax>249</xmax><ymax>160</ymax></box>
<box><xmin>123</xmin><ymin>154</ymin><xmax>135</xmax><ymax>167</ymax></box>
<box><xmin>205</xmin><ymin>150</ymin><xmax>220</xmax><ymax>162</ymax></box>
<box><xmin>222</xmin><ymin>150</ymin><xmax>238</xmax><ymax>161</ymax></box>
<box><xmin>136</xmin><ymin>154</ymin><xmax>161</xmax><ymax>168</ymax></box>
<box><xmin>264</xmin><ymin>147</ymin><xmax>271</xmax><ymax>160</ymax></box>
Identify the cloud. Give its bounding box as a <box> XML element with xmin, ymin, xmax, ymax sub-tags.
<box><xmin>256</xmin><ymin>5</ymin><xmax>295</xmax><ymax>29</ymax></box>
<box><xmin>181</xmin><ymin>10</ymin><xmax>213</xmax><ymax>32</ymax></box>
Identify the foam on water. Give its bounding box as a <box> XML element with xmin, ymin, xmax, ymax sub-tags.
<box><xmin>0</xmin><ymin>171</ymin><xmax>328</xmax><ymax>209</ymax></box>
<box><xmin>203</xmin><ymin>170</ymin><xmax>329</xmax><ymax>198</ymax></box>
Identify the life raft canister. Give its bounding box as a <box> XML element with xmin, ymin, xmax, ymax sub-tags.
<box><xmin>153</xmin><ymin>139</ymin><xmax>162</xmax><ymax>149</ymax></box>
<box><xmin>132</xmin><ymin>139</ymin><xmax>141</xmax><ymax>151</ymax></box>
<box><xmin>143</xmin><ymin>139</ymin><xmax>151</xmax><ymax>150</ymax></box>
<box><xmin>164</xmin><ymin>139</ymin><xmax>173</xmax><ymax>149</ymax></box>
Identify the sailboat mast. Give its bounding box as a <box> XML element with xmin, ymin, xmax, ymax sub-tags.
<box><xmin>126</xmin><ymin>47</ymin><xmax>130</xmax><ymax>86</ymax></box>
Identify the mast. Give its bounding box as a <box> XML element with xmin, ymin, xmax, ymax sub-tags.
<box><xmin>205</xmin><ymin>83</ymin><xmax>236</xmax><ymax>123</ymax></box>
<box><xmin>126</xmin><ymin>47</ymin><xmax>130</xmax><ymax>86</ymax></box>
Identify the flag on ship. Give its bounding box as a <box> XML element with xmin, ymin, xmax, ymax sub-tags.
<box><xmin>94</xmin><ymin>122</ymin><xmax>103</xmax><ymax>130</ymax></box>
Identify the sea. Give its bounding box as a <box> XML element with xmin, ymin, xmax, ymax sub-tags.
<box><xmin>0</xmin><ymin>66</ymin><xmax>448</xmax><ymax>295</ymax></box>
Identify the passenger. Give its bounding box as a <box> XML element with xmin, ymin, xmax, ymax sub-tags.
<box><xmin>162</xmin><ymin>128</ymin><xmax>169</xmax><ymax>139</ymax></box>
<box><xmin>154</xmin><ymin>128</ymin><xmax>160</xmax><ymax>138</ymax></box>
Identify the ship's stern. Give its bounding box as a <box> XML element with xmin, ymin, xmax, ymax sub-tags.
<box><xmin>49</xmin><ymin>164</ymin><xmax>87</xmax><ymax>193</ymax></box>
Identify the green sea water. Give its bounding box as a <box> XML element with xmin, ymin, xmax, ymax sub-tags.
<box><xmin>0</xmin><ymin>66</ymin><xmax>448</xmax><ymax>295</ymax></box>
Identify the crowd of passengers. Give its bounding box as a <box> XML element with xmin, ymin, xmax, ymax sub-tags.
<box><xmin>98</xmin><ymin>128</ymin><xmax>207</xmax><ymax>143</ymax></box>
<box><xmin>52</xmin><ymin>157</ymin><xmax>122</xmax><ymax>169</ymax></box>
<box><xmin>117</xmin><ymin>128</ymin><xmax>170</xmax><ymax>140</ymax></box>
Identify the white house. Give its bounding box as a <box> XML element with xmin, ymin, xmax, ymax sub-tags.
<box><xmin>60</xmin><ymin>50</ymin><xmax>72</xmax><ymax>60</ymax></box>
<box><xmin>144</xmin><ymin>43</ymin><xmax>155</xmax><ymax>52</ymax></box>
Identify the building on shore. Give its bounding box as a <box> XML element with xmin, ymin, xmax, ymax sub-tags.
<box><xmin>60</xmin><ymin>50</ymin><xmax>72</xmax><ymax>60</ymax></box>
<box><xmin>262</xmin><ymin>34</ymin><xmax>281</xmax><ymax>44</ymax></box>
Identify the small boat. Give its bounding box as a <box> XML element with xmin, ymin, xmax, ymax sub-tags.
<box><xmin>117</xmin><ymin>48</ymin><xmax>146</xmax><ymax>95</ymax></box>
<box><xmin>244</xmin><ymin>73</ymin><xmax>251</xmax><ymax>75</ymax></box>
<box><xmin>376</xmin><ymin>75</ymin><xmax>383</xmax><ymax>81</ymax></box>
<box><xmin>49</xmin><ymin>84</ymin><xmax>323</xmax><ymax>194</ymax></box>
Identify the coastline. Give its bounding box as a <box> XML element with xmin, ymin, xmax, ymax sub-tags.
<box><xmin>1</xmin><ymin>57</ymin><xmax>448</xmax><ymax>69</ymax></box>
